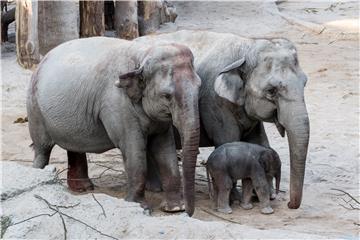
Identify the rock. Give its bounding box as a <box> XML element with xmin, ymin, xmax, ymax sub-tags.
<box><xmin>13</xmin><ymin>117</ymin><xmax>28</xmax><ymax>124</ymax></box>
<box><xmin>1</xmin><ymin>162</ymin><xmax>327</xmax><ymax>239</ymax></box>
<box><xmin>1</xmin><ymin>162</ymin><xmax>57</xmax><ymax>201</ymax></box>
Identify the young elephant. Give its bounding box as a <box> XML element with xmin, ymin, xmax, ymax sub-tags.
<box><xmin>27</xmin><ymin>37</ymin><xmax>201</xmax><ymax>216</ymax></box>
<box><xmin>206</xmin><ymin>142</ymin><xmax>281</xmax><ymax>214</ymax></box>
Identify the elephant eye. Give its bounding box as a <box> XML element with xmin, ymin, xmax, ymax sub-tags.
<box><xmin>161</xmin><ymin>93</ymin><xmax>172</xmax><ymax>101</ymax></box>
<box><xmin>265</xmin><ymin>87</ymin><xmax>277</xmax><ymax>100</ymax></box>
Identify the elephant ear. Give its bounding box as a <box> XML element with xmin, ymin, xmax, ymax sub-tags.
<box><xmin>214</xmin><ymin>58</ymin><xmax>246</xmax><ymax>106</ymax></box>
<box><xmin>259</xmin><ymin>150</ymin><xmax>272</xmax><ymax>172</ymax></box>
<box><xmin>115</xmin><ymin>65</ymin><xmax>144</xmax><ymax>102</ymax></box>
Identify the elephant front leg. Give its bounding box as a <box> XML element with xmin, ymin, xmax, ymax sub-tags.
<box><xmin>243</xmin><ymin>122</ymin><xmax>275</xmax><ymax>199</ymax></box>
<box><xmin>145</xmin><ymin>155</ymin><xmax>162</xmax><ymax>192</ymax></box>
<box><xmin>148</xmin><ymin>128</ymin><xmax>184</xmax><ymax>212</ymax></box>
<box><xmin>251</xmin><ymin>172</ymin><xmax>274</xmax><ymax>214</ymax></box>
<box><xmin>240</xmin><ymin>178</ymin><xmax>254</xmax><ymax>210</ymax></box>
<box><xmin>267</xmin><ymin>175</ymin><xmax>276</xmax><ymax>200</ymax></box>
<box><xmin>121</xmin><ymin>139</ymin><xmax>149</xmax><ymax>210</ymax></box>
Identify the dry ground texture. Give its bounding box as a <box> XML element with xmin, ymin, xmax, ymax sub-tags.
<box><xmin>1</xmin><ymin>1</ymin><xmax>359</xmax><ymax>239</ymax></box>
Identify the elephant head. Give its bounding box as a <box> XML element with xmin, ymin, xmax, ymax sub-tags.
<box><xmin>214</xmin><ymin>39</ymin><xmax>309</xmax><ymax>209</ymax></box>
<box><xmin>115</xmin><ymin>43</ymin><xmax>201</xmax><ymax>216</ymax></box>
<box><xmin>260</xmin><ymin>148</ymin><xmax>282</xmax><ymax>196</ymax></box>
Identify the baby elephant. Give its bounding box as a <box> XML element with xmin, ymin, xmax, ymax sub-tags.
<box><xmin>206</xmin><ymin>142</ymin><xmax>281</xmax><ymax>214</ymax></box>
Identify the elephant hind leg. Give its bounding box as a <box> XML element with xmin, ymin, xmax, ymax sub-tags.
<box><xmin>212</xmin><ymin>177</ymin><xmax>219</xmax><ymax>210</ymax></box>
<box><xmin>215</xmin><ymin>174</ymin><xmax>233</xmax><ymax>214</ymax></box>
<box><xmin>67</xmin><ymin>151</ymin><xmax>94</xmax><ymax>192</ymax></box>
<box><xmin>32</xmin><ymin>144</ymin><xmax>54</xmax><ymax>169</ymax></box>
<box><xmin>29</xmin><ymin>115</ymin><xmax>54</xmax><ymax>168</ymax></box>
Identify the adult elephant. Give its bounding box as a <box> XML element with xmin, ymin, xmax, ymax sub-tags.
<box><xmin>136</xmin><ymin>30</ymin><xmax>310</xmax><ymax>209</ymax></box>
<box><xmin>27</xmin><ymin>37</ymin><xmax>201</xmax><ymax>216</ymax></box>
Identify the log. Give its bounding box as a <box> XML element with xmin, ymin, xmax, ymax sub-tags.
<box><xmin>80</xmin><ymin>1</ymin><xmax>104</xmax><ymax>38</ymax></box>
<box><xmin>38</xmin><ymin>1</ymin><xmax>79</xmax><ymax>55</ymax></box>
<box><xmin>114</xmin><ymin>1</ymin><xmax>138</xmax><ymax>40</ymax></box>
<box><xmin>15</xmin><ymin>0</ymin><xmax>40</xmax><ymax>69</ymax></box>
<box><xmin>1</xmin><ymin>7</ymin><xmax>15</xmax><ymax>42</ymax></box>
<box><xmin>137</xmin><ymin>0</ymin><xmax>162</xmax><ymax>36</ymax></box>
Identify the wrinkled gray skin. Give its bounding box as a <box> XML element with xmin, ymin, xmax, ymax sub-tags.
<box><xmin>27</xmin><ymin>37</ymin><xmax>201</xmax><ymax>216</ymax></box>
<box><xmin>206</xmin><ymin>142</ymin><xmax>281</xmax><ymax>214</ymax></box>
<box><xmin>136</xmin><ymin>30</ymin><xmax>310</xmax><ymax>210</ymax></box>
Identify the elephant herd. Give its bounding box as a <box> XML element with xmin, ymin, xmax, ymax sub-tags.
<box><xmin>27</xmin><ymin>30</ymin><xmax>309</xmax><ymax>217</ymax></box>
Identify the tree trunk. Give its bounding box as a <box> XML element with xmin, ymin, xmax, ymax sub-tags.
<box><xmin>137</xmin><ymin>0</ymin><xmax>161</xmax><ymax>36</ymax></box>
<box><xmin>104</xmin><ymin>0</ymin><xmax>114</xmax><ymax>30</ymax></box>
<box><xmin>38</xmin><ymin>1</ymin><xmax>79</xmax><ymax>56</ymax></box>
<box><xmin>15</xmin><ymin>0</ymin><xmax>39</xmax><ymax>69</ymax></box>
<box><xmin>1</xmin><ymin>7</ymin><xmax>15</xmax><ymax>42</ymax></box>
<box><xmin>1</xmin><ymin>1</ymin><xmax>7</xmax><ymax>12</ymax></box>
<box><xmin>138</xmin><ymin>1</ymin><xmax>177</xmax><ymax>36</ymax></box>
<box><xmin>114</xmin><ymin>1</ymin><xmax>138</xmax><ymax>40</ymax></box>
<box><xmin>160</xmin><ymin>1</ymin><xmax>177</xmax><ymax>24</ymax></box>
<box><xmin>80</xmin><ymin>1</ymin><xmax>104</xmax><ymax>38</ymax></box>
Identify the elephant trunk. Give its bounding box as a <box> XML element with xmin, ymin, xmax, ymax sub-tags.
<box><xmin>173</xmin><ymin>91</ymin><xmax>200</xmax><ymax>216</ymax></box>
<box><xmin>278</xmin><ymin>100</ymin><xmax>310</xmax><ymax>209</ymax></box>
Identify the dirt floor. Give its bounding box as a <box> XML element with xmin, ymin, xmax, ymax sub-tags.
<box><xmin>1</xmin><ymin>1</ymin><xmax>359</xmax><ymax>238</ymax></box>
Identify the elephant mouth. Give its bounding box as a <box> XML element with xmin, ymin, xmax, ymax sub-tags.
<box><xmin>156</xmin><ymin>111</ymin><xmax>172</xmax><ymax>122</ymax></box>
<box><xmin>274</xmin><ymin>112</ymin><xmax>285</xmax><ymax>137</ymax></box>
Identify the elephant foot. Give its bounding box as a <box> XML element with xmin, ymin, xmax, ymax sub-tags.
<box><xmin>67</xmin><ymin>178</ymin><xmax>94</xmax><ymax>192</ymax></box>
<box><xmin>240</xmin><ymin>202</ymin><xmax>253</xmax><ymax>210</ymax></box>
<box><xmin>270</xmin><ymin>193</ymin><xmax>277</xmax><ymax>200</ymax></box>
<box><xmin>161</xmin><ymin>190</ymin><xmax>185</xmax><ymax>212</ymax></box>
<box><xmin>217</xmin><ymin>206</ymin><xmax>232</xmax><ymax>214</ymax></box>
<box><xmin>261</xmin><ymin>206</ymin><xmax>274</xmax><ymax>215</ymax></box>
<box><xmin>125</xmin><ymin>193</ymin><xmax>151</xmax><ymax>211</ymax></box>
<box><xmin>161</xmin><ymin>200</ymin><xmax>185</xmax><ymax>212</ymax></box>
<box><xmin>288</xmin><ymin>199</ymin><xmax>301</xmax><ymax>209</ymax></box>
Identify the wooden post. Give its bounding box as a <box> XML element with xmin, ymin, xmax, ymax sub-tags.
<box><xmin>137</xmin><ymin>0</ymin><xmax>161</xmax><ymax>36</ymax></box>
<box><xmin>80</xmin><ymin>1</ymin><xmax>104</xmax><ymax>38</ymax></box>
<box><xmin>15</xmin><ymin>0</ymin><xmax>40</xmax><ymax>69</ymax></box>
<box><xmin>38</xmin><ymin>1</ymin><xmax>79</xmax><ymax>56</ymax></box>
<box><xmin>114</xmin><ymin>1</ymin><xmax>139</xmax><ymax>40</ymax></box>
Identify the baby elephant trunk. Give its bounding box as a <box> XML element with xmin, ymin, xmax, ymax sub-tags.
<box><xmin>275</xmin><ymin>171</ymin><xmax>281</xmax><ymax>194</ymax></box>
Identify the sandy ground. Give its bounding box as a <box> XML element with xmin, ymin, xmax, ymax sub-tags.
<box><xmin>1</xmin><ymin>1</ymin><xmax>359</xmax><ymax>239</ymax></box>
